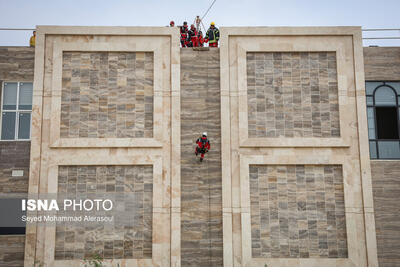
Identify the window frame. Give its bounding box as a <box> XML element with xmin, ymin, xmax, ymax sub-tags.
<box><xmin>366</xmin><ymin>81</ymin><xmax>400</xmax><ymax>159</ymax></box>
<box><xmin>0</xmin><ymin>81</ymin><xmax>33</xmax><ymax>141</ymax></box>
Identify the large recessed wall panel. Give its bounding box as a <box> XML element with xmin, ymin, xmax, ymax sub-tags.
<box><xmin>60</xmin><ymin>52</ymin><xmax>154</xmax><ymax>139</ymax></box>
<box><xmin>219</xmin><ymin>28</ymin><xmax>378</xmax><ymax>267</ymax></box>
<box><xmin>27</xmin><ymin>27</ymin><xmax>180</xmax><ymax>267</ymax></box>
<box><xmin>250</xmin><ymin>165</ymin><xmax>347</xmax><ymax>259</ymax></box>
<box><xmin>246</xmin><ymin>52</ymin><xmax>340</xmax><ymax>138</ymax></box>
<box><xmin>55</xmin><ymin>165</ymin><xmax>153</xmax><ymax>260</ymax></box>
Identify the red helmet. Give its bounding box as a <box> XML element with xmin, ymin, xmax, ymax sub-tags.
<box><xmin>170</xmin><ymin>21</ymin><xmax>175</xmax><ymax>26</ymax></box>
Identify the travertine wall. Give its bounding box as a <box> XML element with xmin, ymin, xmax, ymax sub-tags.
<box><xmin>0</xmin><ymin>235</ymin><xmax>26</xmax><ymax>267</ymax></box>
<box><xmin>61</xmin><ymin>52</ymin><xmax>154</xmax><ymax>138</ymax></box>
<box><xmin>219</xmin><ymin>27</ymin><xmax>378</xmax><ymax>267</ymax></box>
<box><xmin>180</xmin><ymin>48</ymin><xmax>223</xmax><ymax>267</ymax></box>
<box><xmin>55</xmin><ymin>165</ymin><xmax>153</xmax><ymax>260</ymax></box>
<box><xmin>0</xmin><ymin>47</ymin><xmax>34</xmax><ymax>267</ymax></box>
<box><xmin>364</xmin><ymin>46</ymin><xmax>400</xmax><ymax>267</ymax></box>
<box><xmin>0</xmin><ymin>141</ymin><xmax>30</xmax><ymax>267</ymax></box>
<box><xmin>21</xmin><ymin>27</ymin><xmax>382</xmax><ymax>267</ymax></box>
<box><xmin>250</xmin><ymin>165</ymin><xmax>347</xmax><ymax>258</ymax></box>
<box><xmin>27</xmin><ymin>27</ymin><xmax>179</xmax><ymax>267</ymax></box>
<box><xmin>363</xmin><ymin>47</ymin><xmax>400</xmax><ymax>81</ymax></box>
<box><xmin>247</xmin><ymin>52</ymin><xmax>340</xmax><ymax>138</ymax></box>
<box><xmin>370</xmin><ymin>161</ymin><xmax>400</xmax><ymax>267</ymax></box>
<box><xmin>0</xmin><ymin>141</ymin><xmax>30</xmax><ymax>193</ymax></box>
<box><xmin>0</xmin><ymin>47</ymin><xmax>34</xmax><ymax>81</ymax></box>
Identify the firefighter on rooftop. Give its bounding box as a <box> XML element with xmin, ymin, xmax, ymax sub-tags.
<box><xmin>29</xmin><ymin>31</ymin><xmax>36</xmax><ymax>47</ymax></box>
<box><xmin>180</xmin><ymin>21</ymin><xmax>189</xmax><ymax>47</ymax></box>
<box><xmin>206</xmin><ymin>22</ymin><xmax>219</xmax><ymax>47</ymax></box>
<box><xmin>187</xmin><ymin>24</ymin><xmax>199</xmax><ymax>47</ymax></box>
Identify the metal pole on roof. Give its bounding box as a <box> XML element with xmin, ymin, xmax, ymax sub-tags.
<box><xmin>362</xmin><ymin>28</ymin><xmax>400</xmax><ymax>41</ymax></box>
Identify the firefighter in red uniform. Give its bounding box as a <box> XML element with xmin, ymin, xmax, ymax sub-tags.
<box><xmin>187</xmin><ymin>24</ymin><xmax>198</xmax><ymax>47</ymax></box>
<box><xmin>195</xmin><ymin>132</ymin><xmax>210</xmax><ymax>162</ymax></box>
<box><xmin>198</xmin><ymin>31</ymin><xmax>205</xmax><ymax>47</ymax></box>
<box><xmin>206</xmin><ymin>22</ymin><xmax>219</xmax><ymax>47</ymax></box>
<box><xmin>180</xmin><ymin>22</ymin><xmax>189</xmax><ymax>47</ymax></box>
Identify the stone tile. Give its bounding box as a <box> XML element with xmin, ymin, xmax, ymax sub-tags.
<box><xmin>0</xmin><ymin>141</ymin><xmax>30</xmax><ymax>194</ymax></box>
<box><xmin>61</xmin><ymin>52</ymin><xmax>154</xmax><ymax>139</ymax></box>
<box><xmin>0</xmin><ymin>47</ymin><xmax>34</xmax><ymax>81</ymax></box>
<box><xmin>371</xmin><ymin>161</ymin><xmax>400</xmax><ymax>267</ymax></box>
<box><xmin>55</xmin><ymin>165</ymin><xmax>153</xmax><ymax>260</ymax></box>
<box><xmin>180</xmin><ymin>49</ymin><xmax>223</xmax><ymax>267</ymax></box>
<box><xmin>0</xmin><ymin>235</ymin><xmax>25</xmax><ymax>267</ymax></box>
<box><xmin>247</xmin><ymin>52</ymin><xmax>340</xmax><ymax>138</ymax></box>
<box><xmin>250</xmin><ymin>165</ymin><xmax>347</xmax><ymax>258</ymax></box>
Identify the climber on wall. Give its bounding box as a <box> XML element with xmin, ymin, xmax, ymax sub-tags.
<box><xmin>205</xmin><ymin>22</ymin><xmax>219</xmax><ymax>47</ymax></box>
<box><xmin>195</xmin><ymin>132</ymin><xmax>210</xmax><ymax>162</ymax></box>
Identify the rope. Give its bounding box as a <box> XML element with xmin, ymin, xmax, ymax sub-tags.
<box><xmin>201</xmin><ymin>0</ymin><xmax>217</xmax><ymax>21</ymax></box>
<box><xmin>206</xmin><ymin>50</ymin><xmax>212</xmax><ymax>267</ymax></box>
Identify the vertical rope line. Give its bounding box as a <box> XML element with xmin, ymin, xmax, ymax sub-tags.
<box><xmin>206</xmin><ymin>50</ymin><xmax>212</xmax><ymax>267</ymax></box>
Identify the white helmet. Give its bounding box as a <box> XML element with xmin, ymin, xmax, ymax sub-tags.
<box><xmin>202</xmin><ymin>132</ymin><xmax>207</xmax><ymax>137</ymax></box>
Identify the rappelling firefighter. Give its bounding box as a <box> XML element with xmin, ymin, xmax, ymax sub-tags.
<box><xmin>180</xmin><ymin>21</ymin><xmax>189</xmax><ymax>47</ymax></box>
<box><xmin>206</xmin><ymin>22</ymin><xmax>219</xmax><ymax>47</ymax></box>
<box><xmin>195</xmin><ymin>132</ymin><xmax>210</xmax><ymax>162</ymax></box>
<box><xmin>187</xmin><ymin>24</ymin><xmax>198</xmax><ymax>47</ymax></box>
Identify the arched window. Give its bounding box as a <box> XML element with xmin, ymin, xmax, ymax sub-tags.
<box><xmin>366</xmin><ymin>82</ymin><xmax>400</xmax><ymax>159</ymax></box>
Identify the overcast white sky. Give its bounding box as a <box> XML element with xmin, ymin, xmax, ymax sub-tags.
<box><xmin>0</xmin><ymin>0</ymin><xmax>399</xmax><ymax>46</ymax></box>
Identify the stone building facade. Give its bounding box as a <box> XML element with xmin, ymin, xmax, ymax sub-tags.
<box><xmin>0</xmin><ymin>27</ymin><xmax>398</xmax><ymax>267</ymax></box>
<box><xmin>364</xmin><ymin>46</ymin><xmax>400</xmax><ymax>267</ymax></box>
<box><xmin>0</xmin><ymin>47</ymin><xmax>34</xmax><ymax>267</ymax></box>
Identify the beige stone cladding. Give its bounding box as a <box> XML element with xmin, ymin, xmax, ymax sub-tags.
<box><xmin>371</xmin><ymin>161</ymin><xmax>400</xmax><ymax>267</ymax></box>
<box><xmin>0</xmin><ymin>47</ymin><xmax>35</xmax><ymax>81</ymax></box>
<box><xmin>0</xmin><ymin>235</ymin><xmax>25</xmax><ymax>267</ymax></box>
<box><xmin>55</xmin><ymin>165</ymin><xmax>153</xmax><ymax>260</ymax></box>
<box><xmin>246</xmin><ymin>52</ymin><xmax>340</xmax><ymax>138</ymax></box>
<box><xmin>250</xmin><ymin>165</ymin><xmax>347</xmax><ymax>259</ymax></box>
<box><xmin>0</xmin><ymin>47</ymin><xmax>35</xmax><ymax>267</ymax></box>
<box><xmin>60</xmin><ymin>52</ymin><xmax>154</xmax><ymax>139</ymax></box>
<box><xmin>363</xmin><ymin>47</ymin><xmax>400</xmax><ymax>81</ymax></box>
<box><xmin>0</xmin><ymin>142</ymin><xmax>30</xmax><ymax>194</ymax></box>
<box><xmin>26</xmin><ymin>26</ymin><xmax>180</xmax><ymax>267</ymax></box>
<box><xmin>219</xmin><ymin>27</ymin><xmax>378</xmax><ymax>267</ymax></box>
<box><xmin>180</xmin><ymin>48</ymin><xmax>223</xmax><ymax>267</ymax></box>
<box><xmin>364</xmin><ymin>46</ymin><xmax>400</xmax><ymax>267</ymax></box>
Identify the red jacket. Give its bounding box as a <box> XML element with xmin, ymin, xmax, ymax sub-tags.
<box><xmin>198</xmin><ymin>35</ymin><xmax>205</xmax><ymax>47</ymax></box>
<box><xmin>196</xmin><ymin>137</ymin><xmax>210</xmax><ymax>150</ymax></box>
